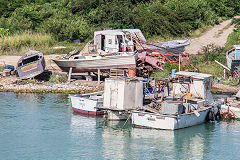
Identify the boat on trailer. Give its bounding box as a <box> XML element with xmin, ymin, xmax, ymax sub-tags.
<box><xmin>70</xmin><ymin>91</ymin><xmax>105</xmax><ymax>116</ymax></box>
<box><xmin>132</xmin><ymin>71</ymin><xmax>217</xmax><ymax>130</ymax></box>
<box><xmin>16</xmin><ymin>50</ymin><xmax>45</xmax><ymax>79</ymax></box>
<box><xmin>52</xmin><ymin>29</ymin><xmax>190</xmax><ymax>75</ymax></box>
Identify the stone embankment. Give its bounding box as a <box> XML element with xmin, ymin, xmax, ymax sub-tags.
<box><xmin>0</xmin><ymin>76</ymin><xmax>103</xmax><ymax>93</ymax></box>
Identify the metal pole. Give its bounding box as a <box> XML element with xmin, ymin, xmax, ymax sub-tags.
<box><xmin>68</xmin><ymin>67</ymin><xmax>72</xmax><ymax>83</ymax></box>
<box><xmin>98</xmin><ymin>69</ymin><xmax>100</xmax><ymax>84</ymax></box>
<box><xmin>224</xmin><ymin>69</ymin><xmax>226</xmax><ymax>79</ymax></box>
<box><xmin>179</xmin><ymin>54</ymin><xmax>181</xmax><ymax>72</ymax></box>
<box><xmin>214</xmin><ymin>60</ymin><xmax>230</xmax><ymax>71</ymax></box>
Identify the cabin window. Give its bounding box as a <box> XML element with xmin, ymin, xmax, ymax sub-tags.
<box><xmin>236</xmin><ymin>49</ymin><xmax>240</xmax><ymax>59</ymax></box>
<box><xmin>176</xmin><ymin>77</ymin><xmax>191</xmax><ymax>83</ymax></box>
<box><xmin>19</xmin><ymin>55</ymin><xmax>40</xmax><ymax>67</ymax></box>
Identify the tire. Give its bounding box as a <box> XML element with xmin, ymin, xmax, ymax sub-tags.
<box><xmin>233</xmin><ymin>68</ymin><xmax>240</xmax><ymax>84</ymax></box>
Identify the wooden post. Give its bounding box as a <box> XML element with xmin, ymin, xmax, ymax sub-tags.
<box><xmin>98</xmin><ymin>69</ymin><xmax>100</xmax><ymax>84</ymax></box>
<box><xmin>68</xmin><ymin>67</ymin><xmax>72</xmax><ymax>83</ymax></box>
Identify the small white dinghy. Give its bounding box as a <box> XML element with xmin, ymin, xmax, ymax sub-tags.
<box><xmin>70</xmin><ymin>91</ymin><xmax>105</xmax><ymax>116</ymax></box>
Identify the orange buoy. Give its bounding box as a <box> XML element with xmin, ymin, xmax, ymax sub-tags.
<box><xmin>128</xmin><ymin>68</ymin><xmax>136</xmax><ymax>77</ymax></box>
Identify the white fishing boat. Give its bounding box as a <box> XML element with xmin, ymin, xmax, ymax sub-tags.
<box><xmin>70</xmin><ymin>91</ymin><xmax>105</xmax><ymax>116</ymax></box>
<box><xmin>53</xmin><ymin>54</ymin><xmax>136</xmax><ymax>73</ymax></box>
<box><xmin>132</xmin><ymin>71</ymin><xmax>217</xmax><ymax>130</ymax></box>
<box><xmin>132</xmin><ymin>106</ymin><xmax>212</xmax><ymax>130</ymax></box>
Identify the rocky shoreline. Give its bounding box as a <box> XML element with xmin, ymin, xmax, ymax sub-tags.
<box><xmin>0</xmin><ymin>75</ymin><xmax>238</xmax><ymax>95</ymax></box>
<box><xmin>0</xmin><ymin>55</ymin><xmax>239</xmax><ymax>95</ymax></box>
<box><xmin>0</xmin><ymin>76</ymin><xmax>103</xmax><ymax>94</ymax></box>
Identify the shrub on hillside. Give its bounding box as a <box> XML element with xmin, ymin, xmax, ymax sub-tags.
<box><xmin>0</xmin><ymin>28</ymin><xmax>9</xmax><ymax>37</ymax></box>
<box><xmin>201</xmin><ymin>44</ymin><xmax>224</xmax><ymax>62</ymax></box>
<box><xmin>164</xmin><ymin>0</ymin><xmax>218</xmax><ymax>32</ymax></box>
<box><xmin>38</xmin><ymin>12</ymin><xmax>92</xmax><ymax>41</ymax></box>
<box><xmin>132</xmin><ymin>2</ymin><xmax>185</xmax><ymax>38</ymax></box>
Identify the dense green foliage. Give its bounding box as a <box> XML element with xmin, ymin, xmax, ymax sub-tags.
<box><xmin>0</xmin><ymin>28</ymin><xmax>9</xmax><ymax>37</ymax></box>
<box><xmin>0</xmin><ymin>0</ymin><xmax>239</xmax><ymax>42</ymax></box>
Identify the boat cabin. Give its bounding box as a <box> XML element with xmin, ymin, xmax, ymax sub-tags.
<box><xmin>226</xmin><ymin>45</ymin><xmax>240</xmax><ymax>71</ymax></box>
<box><xmin>234</xmin><ymin>45</ymin><xmax>240</xmax><ymax>59</ymax></box>
<box><xmin>172</xmin><ymin>71</ymin><xmax>213</xmax><ymax>102</ymax></box>
<box><xmin>93</xmin><ymin>29</ymin><xmax>145</xmax><ymax>54</ymax></box>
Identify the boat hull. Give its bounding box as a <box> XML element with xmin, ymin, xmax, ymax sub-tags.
<box><xmin>72</xmin><ymin>107</ymin><xmax>104</xmax><ymax>116</ymax></box>
<box><xmin>17</xmin><ymin>50</ymin><xmax>45</xmax><ymax>79</ymax></box>
<box><xmin>53</xmin><ymin>55</ymin><xmax>136</xmax><ymax>73</ymax></box>
<box><xmin>132</xmin><ymin>107</ymin><xmax>211</xmax><ymax>130</ymax></box>
<box><xmin>70</xmin><ymin>94</ymin><xmax>104</xmax><ymax>116</ymax></box>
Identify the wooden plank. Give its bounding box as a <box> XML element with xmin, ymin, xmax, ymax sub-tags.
<box><xmin>143</xmin><ymin>105</ymin><xmax>161</xmax><ymax>114</ymax></box>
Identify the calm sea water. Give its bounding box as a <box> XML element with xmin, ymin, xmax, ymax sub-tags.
<box><xmin>0</xmin><ymin>92</ymin><xmax>240</xmax><ymax>160</ymax></box>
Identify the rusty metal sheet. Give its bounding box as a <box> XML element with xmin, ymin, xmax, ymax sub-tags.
<box><xmin>21</xmin><ymin>63</ymin><xmax>38</xmax><ymax>72</ymax></box>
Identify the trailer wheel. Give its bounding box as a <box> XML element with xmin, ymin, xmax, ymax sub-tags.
<box><xmin>233</xmin><ymin>68</ymin><xmax>240</xmax><ymax>84</ymax></box>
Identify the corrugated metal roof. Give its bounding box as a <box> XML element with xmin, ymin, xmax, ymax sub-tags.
<box><xmin>175</xmin><ymin>71</ymin><xmax>212</xmax><ymax>79</ymax></box>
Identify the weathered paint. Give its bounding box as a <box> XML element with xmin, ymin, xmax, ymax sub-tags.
<box><xmin>53</xmin><ymin>55</ymin><xmax>136</xmax><ymax>73</ymax></box>
<box><xmin>17</xmin><ymin>50</ymin><xmax>45</xmax><ymax>79</ymax></box>
<box><xmin>103</xmin><ymin>78</ymin><xmax>143</xmax><ymax>110</ymax></box>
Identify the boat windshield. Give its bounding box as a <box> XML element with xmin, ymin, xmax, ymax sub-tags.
<box><xmin>19</xmin><ymin>55</ymin><xmax>40</xmax><ymax>67</ymax></box>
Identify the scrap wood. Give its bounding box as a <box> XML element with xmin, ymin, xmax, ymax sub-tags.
<box><xmin>143</xmin><ymin>105</ymin><xmax>161</xmax><ymax>114</ymax></box>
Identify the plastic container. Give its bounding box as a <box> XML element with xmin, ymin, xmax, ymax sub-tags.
<box><xmin>172</xmin><ymin>69</ymin><xmax>176</xmax><ymax>78</ymax></box>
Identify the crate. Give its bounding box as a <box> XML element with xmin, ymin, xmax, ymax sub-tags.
<box><xmin>162</xmin><ymin>100</ymin><xmax>184</xmax><ymax>114</ymax></box>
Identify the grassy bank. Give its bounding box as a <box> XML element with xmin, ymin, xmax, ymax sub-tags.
<box><xmin>153</xmin><ymin>44</ymin><xmax>229</xmax><ymax>81</ymax></box>
<box><xmin>0</xmin><ymin>31</ymin><xmax>84</xmax><ymax>55</ymax></box>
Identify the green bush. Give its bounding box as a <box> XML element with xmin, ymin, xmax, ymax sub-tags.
<box><xmin>164</xmin><ymin>0</ymin><xmax>218</xmax><ymax>32</ymax></box>
<box><xmin>0</xmin><ymin>0</ymin><xmax>239</xmax><ymax>43</ymax></box>
<box><xmin>201</xmin><ymin>44</ymin><xmax>225</xmax><ymax>62</ymax></box>
<box><xmin>0</xmin><ymin>28</ymin><xmax>9</xmax><ymax>37</ymax></box>
<box><xmin>38</xmin><ymin>12</ymin><xmax>92</xmax><ymax>41</ymax></box>
<box><xmin>132</xmin><ymin>2</ymin><xmax>185</xmax><ymax>38</ymax></box>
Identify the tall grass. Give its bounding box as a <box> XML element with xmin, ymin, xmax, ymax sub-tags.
<box><xmin>225</xmin><ymin>17</ymin><xmax>240</xmax><ymax>51</ymax></box>
<box><xmin>0</xmin><ymin>31</ymin><xmax>54</xmax><ymax>55</ymax></box>
<box><xmin>0</xmin><ymin>31</ymin><xmax>86</xmax><ymax>55</ymax></box>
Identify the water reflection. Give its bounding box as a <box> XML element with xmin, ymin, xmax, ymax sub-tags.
<box><xmin>101</xmin><ymin>121</ymin><xmax>132</xmax><ymax>160</ymax></box>
<box><xmin>70</xmin><ymin>113</ymin><xmax>104</xmax><ymax>159</ymax></box>
<box><xmin>1</xmin><ymin>92</ymin><xmax>239</xmax><ymax>159</ymax></box>
<box><xmin>101</xmin><ymin>121</ymin><xmax>216</xmax><ymax>160</ymax></box>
